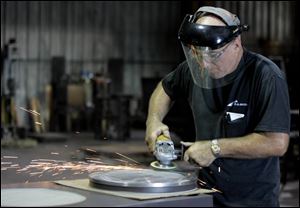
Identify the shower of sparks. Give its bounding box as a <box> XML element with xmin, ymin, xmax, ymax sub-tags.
<box><xmin>1</xmin><ymin>152</ymin><xmax>222</xmax><ymax>193</ymax></box>
<box><xmin>1</xmin><ymin>157</ymin><xmax>145</xmax><ymax>179</ymax></box>
<box><xmin>115</xmin><ymin>152</ymin><xmax>141</xmax><ymax>165</ymax></box>
<box><xmin>18</xmin><ymin>106</ymin><xmax>40</xmax><ymax>116</ymax></box>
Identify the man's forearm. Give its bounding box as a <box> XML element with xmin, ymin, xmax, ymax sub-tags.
<box><xmin>146</xmin><ymin>81</ymin><xmax>172</xmax><ymax>125</ymax></box>
<box><xmin>218</xmin><ymin>132</ymin><xmax>289</xmax><ymax>159</ymax></box>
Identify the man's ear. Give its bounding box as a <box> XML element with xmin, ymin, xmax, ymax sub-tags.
<box><xmin>234</xmin><ymin>36</ymin><xmax>241</xmax><ymax>49</ymax></box>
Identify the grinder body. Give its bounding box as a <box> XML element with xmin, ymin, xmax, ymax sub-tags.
<box><xmin>151</xmin><ymin>135</ymin><xmax>177</xmax><ymax>170</ymax></box>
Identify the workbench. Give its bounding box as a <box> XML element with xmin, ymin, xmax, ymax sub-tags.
<box><xmin>1</xmin><ymin>181</ymin><xmax>213</xmax><ymax>207</ymax></box>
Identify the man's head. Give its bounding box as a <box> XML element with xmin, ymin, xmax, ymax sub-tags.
<box><xmin>178</xmin><ymin>6</ymin><xmax>249</xmax><ymax>88</ymax></box>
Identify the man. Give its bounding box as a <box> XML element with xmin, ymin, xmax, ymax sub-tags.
<box><xmin>145</xmin><ymin>6</ymin><xmax>290</xmax><ymax>207</ymax></box>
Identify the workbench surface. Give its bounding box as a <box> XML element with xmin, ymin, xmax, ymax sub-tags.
<box><xmin>1</xmin><ymin>181</ymin><xmax>213</xmax><ymax>207</ymax></box>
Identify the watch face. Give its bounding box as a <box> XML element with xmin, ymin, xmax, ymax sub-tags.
<box><xmin>211</xmin><ymin>144</ymin><xmax>220</xmax><ymax>155</ymax></box>
<box><xmin>211</xmin><ymin>140</ymin><xmax>220</xmax><ymax>157</ymax></box>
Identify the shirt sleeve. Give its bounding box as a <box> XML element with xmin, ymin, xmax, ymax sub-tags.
<box><xmin>161</xmin><ymin>61</ymin><xmax>192</xmax><ymax>100</ymax></box>
<box><xmin>254</xmin><ymin>70</ymin><xmax>290</xmax><ymax>133</ymax></box>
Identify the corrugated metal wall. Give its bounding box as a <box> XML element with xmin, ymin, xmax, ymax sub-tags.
<box><xmin>1</xmin><ymin>1</ymin><xmax>297</xmax><ymax>127</ymax></box>
<box><xmin>212</xmin><ymin>1</ymin><xmax>296</xmax><ymax>52</ymax></box>
<box><xmin>1</xmin><ymin>1</ymin><xmax>182</xmax><ymax>126</ymax></box>
<box><xmin>1</xmin><ymin>1</ymin><xmax>182</xmax><ymax>98</ymax></box>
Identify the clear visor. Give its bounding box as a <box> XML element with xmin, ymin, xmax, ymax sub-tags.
<box><xmin>182</xmin><ymin>42</ymin><xmax>234</xmax><ymax>89</ymax></box>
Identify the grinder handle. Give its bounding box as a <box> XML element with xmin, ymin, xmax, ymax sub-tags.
<box><xmin>156</xmin><ymin>134</ymin><xmax>171</xmax><ymax>142</ymax></box>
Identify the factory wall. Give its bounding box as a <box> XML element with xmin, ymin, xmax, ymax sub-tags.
<box><xmin>1</xmin><ymin>1</ymin><xmax>182</xmax><ymax>97</ymax></box>
<box><xmin>208</xmin><ymin>1</ymin><xmax>298</xmax><ymax>57</ymax></box>
<box><xmin>1</xmin><ymin>1</ymin><xmax>298</xmax><ymax>128</ymax></box>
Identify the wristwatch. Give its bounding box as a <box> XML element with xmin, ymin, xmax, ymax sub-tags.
<box><xmin>211</xmin><ymin>139</ymin><xmax>221</xmax><ymax>157</ymax></box>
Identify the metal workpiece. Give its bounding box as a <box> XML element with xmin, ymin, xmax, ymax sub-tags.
<box><xmin>89</xmin><ymin>169</ymin><xmax>198</xmax><ymax>193</ymax></box>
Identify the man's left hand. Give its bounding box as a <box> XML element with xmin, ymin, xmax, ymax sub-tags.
<box><xmin>182</xmin><ymin>141</ymin><xmax>216</xmax><ymax>167</ymax></box>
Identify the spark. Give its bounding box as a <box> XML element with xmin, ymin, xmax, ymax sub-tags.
<box><xmin>51</xmin><ymin>152</ymin><xmax>59</xmax><ymax>155</ymax></box>
<box><xmin>212</xmin><ymin>187</ymin><xmax>222</xmax><ymax>193</ymax></box>
<box><xmin>52</xmin><ymin>173</ymin><xmax>60</xmax><ymax>176</ymax></box>
<box><xmin>35</xmin><ymin>122</ymin><xmax>42</xmax><ymax>125</ymax></box>
<box><xmin>73</xmin><ymin>172</ymin><xmax>83</xmax><ymax>175</ymax></box>
<box><xmin>32</xmin><ymin>159</ymin><xmax>67</xmax><ymax>163</ymax></box>
<box><xmin>3</xmin><ymin>166</ymin><xmax>19</xmax><ymax>169</ymax></box>
<box><xmin>85</xmin><ymin>157</ymin><xmax>102</xmax><ymax>161</ymax></box>
<box><xmin>18</xmin><ymin>106</ymin><xmax>40</xmax><ymax>116</ymax></box>
<box><xmin>197</xmin><ymin>179</ymin><xmax>207</xmax><ymax>185</ymax></box>
<box><xmin>78</xmin><ymin>161</ymin><xmax>89</xmax><ymax>164</ymax></box>
<box><xmin>115</xmin><ymin>152</ymin><xmax>141</xmax><ymax>165</ymax></box>
<box><xmin>218</xmin><ymin>166</ymin><xmax>221</xmax><ymax>173</ymax></box>
<box><xmin>197</xmin><ymin>179</ymin><xmax>222</xmax><ymax>193</ymax></box>
<box><xmin>86</xmin><ymin>160</ymin><xmax>104</xmax><ymax>164</ymax></box>
<box><xmin>114</xmin><ymin>159</ymin><xmax>130</xmax><ymax>164</ymax></box>
<box><xmin>30</xmin><ymin>172</ymin><xmax>44</xmax><ymax>176</ymax></box>
<box><xmin>84</xmin><ymin>148</ymin><xmax>97</xmax><ymax>153</ymax></box>
<box><xmin>3</xmin><ymin>156</ymin><xmax>18</xmax><ymax>159</ymax></box>
<box><xmin>1</xmin><ymin>162</ymin><xmax>12</xmax><ymax>165</ymax></box>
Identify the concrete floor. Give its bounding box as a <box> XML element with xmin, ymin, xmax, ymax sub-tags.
<box><xmin>1</xmin><ymin>130</ymin><xmax>299</xmax><ymax>207</ymax></box>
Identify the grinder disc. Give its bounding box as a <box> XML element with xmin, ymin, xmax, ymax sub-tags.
<box><xmin>150</xmin><ymin>161</ymin><xmax>177</xmax><ymax>170</ymax></box>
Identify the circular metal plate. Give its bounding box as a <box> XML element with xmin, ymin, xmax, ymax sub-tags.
<box><xmin>89</xmin><ymin>169</ymin><xmax>198</xmax><ymax>193</ymax></box>
<box><xmin>1</xmin><ymin>188</ymin><xmax>86</xmax><ymax>207</ymax></box>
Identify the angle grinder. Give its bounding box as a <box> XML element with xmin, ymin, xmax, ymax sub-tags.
<box><xmin>150</xmin><ymin>134</ymin><xmax>178</xmax><ymax>170</ymax></box>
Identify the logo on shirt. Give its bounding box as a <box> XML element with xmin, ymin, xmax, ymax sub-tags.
<box><xmin>227</xmin><ymin>100</ymin><xmax>248</xmax><ymax>107</ymax></box>
<box><xmin>226</xmin><ymin>100</ymin><xmax>248</xmax><ymax>122</ymax></box>
<box><xmin>226</xmin><ymin>112</ymin><xmax>245</xmax><ymax>122</ymax></box>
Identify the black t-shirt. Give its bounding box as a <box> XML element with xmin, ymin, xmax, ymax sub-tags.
<box><xmin>162</xmin><ymin>49</ymin><xmax>290</xmax><ymax>207</ymax></box>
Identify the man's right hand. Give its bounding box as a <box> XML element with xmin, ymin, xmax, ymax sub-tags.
<box><xmin>145</xmin><ymin>121</ymin><xmax>170</xmax><ymax>153</ymax></box>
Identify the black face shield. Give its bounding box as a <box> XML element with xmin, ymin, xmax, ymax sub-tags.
<box><xmin>177</xmin><ymin>14</ymin><xmax>249</xmax><ymax>89</ymax></box>
<box><xmin>178</xmin><ymin>15</ymin><xmax>249</xmax><ymax>50</ymax></box>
